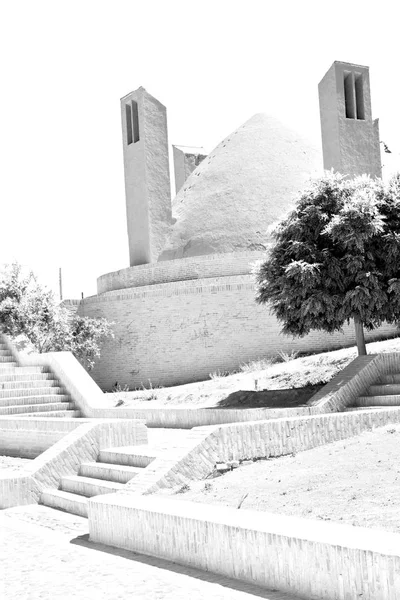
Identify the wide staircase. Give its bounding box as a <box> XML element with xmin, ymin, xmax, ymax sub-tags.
<box><xmin>0</xmin><ymin>340</ymin><xmax>79</xmax><ymax>418</ymax></box>
<box><xmin>41</xmin><ymin>445</ymin><xmax>161</xmax><ymax>517</ymax></box>
<box><xmin>346</xmin><ymin>372</ymin><xmax>400</xmax><ymax>411</ymax></box>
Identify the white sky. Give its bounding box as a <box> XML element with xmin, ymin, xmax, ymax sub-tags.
<box><xmin>1</xmin><ymin>0</ymin><xmax>399</xmax><ymax>298</ymax></box>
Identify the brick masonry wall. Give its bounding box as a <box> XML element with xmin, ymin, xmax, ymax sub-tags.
<box><xmin>0</xmin><ymin>418</ymin><xmax>82</xmax><ymax>458</ymax></box>
<box><xmin>88</xmin><ymin>493</ymin><xmax>400</xmax><ymax>600</ymax></box>
<box><xmin>97</xmin><ymin>251</ymin><xmax>265</xmax><ymax>293</ymax></box>
<box><xmin>79</xmin><ymin>274</ymin><xmax>397</xmax><ymax>390</ymax></box>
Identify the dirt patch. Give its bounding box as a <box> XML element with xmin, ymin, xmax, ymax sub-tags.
<box><xmin>156</xmin><ymin>423</ymin><xmax>400</xmax><ymax>534</ymax></box>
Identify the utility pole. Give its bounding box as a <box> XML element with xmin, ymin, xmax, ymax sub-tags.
<box><xmin>59</xmin><ymin>268</ymin><xmax>63</xmax><ymax>302</ymax></box>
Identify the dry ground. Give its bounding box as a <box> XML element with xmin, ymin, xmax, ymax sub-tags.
<box><xmin>108</xmin><ymin>335</ymin><xmax>400</xmax><ymax>409</ymax></box>
<box><xmin>156</xmin><ymin>423</ymin><xmax>400</xmax><ymax>534</ymax></box>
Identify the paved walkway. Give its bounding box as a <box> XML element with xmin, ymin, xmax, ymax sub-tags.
<box><xmin>1</xmin><ymin>505</ymin><xmax>302</xmax><ymax>600</ymax></box>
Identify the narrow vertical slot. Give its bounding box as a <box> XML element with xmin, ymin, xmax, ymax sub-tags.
<box><xmin>355</xmin><ymin>74</ymin><xmax>365</xmax><ymax>120</ymax></box>
<box><xmin>126</xmin><ymin>104</ymin><xmax>133</xmax><ymax>145</ymax></box>
<box><xmin>344</xmin><ymin>72</ymin><xmax>355</xmax><ymax>119</ymax></box>
<box><xmin>131</xmin><ymin>100</ymin><xmax>140</xmax><ymax>143</ymax></box>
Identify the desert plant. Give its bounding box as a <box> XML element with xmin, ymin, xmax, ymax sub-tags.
<box><xmin>239</xmin><ymin>358</ymin><xmax>273</xmax><ymax>373</ymax></box>
<box><xmin>276</xmin><ymin>350</ymin><xmax>300</xmax><ymax>362</ymax></box>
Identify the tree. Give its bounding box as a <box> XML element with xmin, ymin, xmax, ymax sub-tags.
<box><xmin>254</xmin><ymin>172</ymin><xmax>400</xmax><ymax>356</ymax></box>
<box><xmin>0</xmin><ymin>263</ymin><xmax>114</xmax><ymax>369</ymax></box>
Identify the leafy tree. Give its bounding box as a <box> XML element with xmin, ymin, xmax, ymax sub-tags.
<box><xmin>254</xmin><ymin>172</ymin><xmax>400</xmax><ymax>355</ymax></box>
<box><xmin>0</xmin><ymin>263</ymin><xmax>114</xmax><ymax>369</ymax></box>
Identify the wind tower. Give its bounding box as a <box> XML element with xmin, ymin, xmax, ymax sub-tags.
<box><xmin>121</xmin><ymin>87</ymin><xmax>172</xmax><ymax>266</ymax></box>
<box><xmin>318</xmin><ymin>61</ymin><xmax>381</xmax><ymax>178</ymax></box>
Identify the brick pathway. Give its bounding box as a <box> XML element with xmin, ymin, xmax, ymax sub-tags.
<box><xmin>1</xmin><ymin>505</ymin><xmax>302</xmax><ymax>600</ymax></box>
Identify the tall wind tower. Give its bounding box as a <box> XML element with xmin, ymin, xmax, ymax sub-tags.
<box><xmin>318</xmin><ymin>61</ymin><xmax>381</xmax><ymax>178</ymax></box>
<box><xmin>121</xmin><ymin>87</ymin><xmax>172</xmax><ymax>266</ymax></box>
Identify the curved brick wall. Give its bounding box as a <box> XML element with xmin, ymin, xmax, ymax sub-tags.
<box><xmin>97</xmin><ymin>251</ymin><xmax>266</xmax><ymax>294</ymax></box>
<box><xmin>79</xmin><ymin>274</ymin><xmax>397</xmax><ymax>391</ymax></box>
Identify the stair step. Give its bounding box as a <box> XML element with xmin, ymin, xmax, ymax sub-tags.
<box><xmin>0</xmin><ymin>349</ymin><xmax>13</xmax><ymax>357</ymax></box>
<box><xmin>0</xmin><ymin>401</ymin><xmax>73</xmax><ymax>415</ymax></box>
<box><xmin>99</xmin><ymin>445</ymin><xmax>160</xmax><ymax>468</ymax></box>
<box><xmin>0</xmin><ymin>394</ymin><xmax>70</xmax><ymax>407</ymax></box>
<box><xmin>356</xmin><ymin>395</ymin><xmax>400</xmax><ymax>407</ymax></box>
<box><xmin>21</xmin><ymin>410</ymin><xmax>81</xmax><ymax>418</ymax></box>
<box><xmin>0</xmin><ymin>366</ymin><xmax>49</xmax><ymax>376</ymax></box>
<box><xmin>40</xmin><ymin>488</ymin><xmax>88</xmax><ymax>517</ymax></box>
<box><xmin>368</xmin><ymin>384</ymin><xmax>400</xmax><ymax>396</ymax></box>
<box><xmin>79</xmin><ymin>462</ymin><xmax>143</xmax><ymax>483</ymax></box>
<box><xmin>380</xmin><ymin>373</ymin><xmax>400</xmax><ymax>385</ymax></box>
<box><xmin>0</xmin><ymin>361</ymin><xmax>18</xmax><ymax>367</ymax></box>
<box><xmin>60</xmin><ymin>475</ymin><xmax>126</xmax><ymax>497</ymax></box>
<box><xmin>0</xmin><ymin>386</ymin><xmax>64</xmax><ymax>399</ymax></box>
<box><xmin>0</xmin><ymin>378</ymin><xmax>58</xmax><ymax>390</ymax></box>
<box><xmin>344</xmin><ymin>406</ymin><xmax>392</xmax><ymax>412</ymax></box>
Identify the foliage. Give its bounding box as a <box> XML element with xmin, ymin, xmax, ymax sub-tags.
<box><xmin>0</xmin><ymin>263</ymin><xmax>114</xmax><ymax>369</ymax></box>
<box><xmin>254</xmin><ymin>172</ymin><xmax>400</xmax><ymax>354</ymax></box>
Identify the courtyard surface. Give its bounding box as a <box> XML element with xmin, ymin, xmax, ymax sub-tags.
<box><xmin>157</xmin><ymin>423</ymin><xmax>400</xmax><ymax>534</ymax></box>
<box><xmin>1</xmin><ymin>505</ymin><xmax>301</xmax><ymax>600</ymax></box>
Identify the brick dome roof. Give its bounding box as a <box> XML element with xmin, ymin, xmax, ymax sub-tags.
<box><xmin>158</xmin><ymin>113</ymin><xmax>321</xmax><ymax>261</ymax></box>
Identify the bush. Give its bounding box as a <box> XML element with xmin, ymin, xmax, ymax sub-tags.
<box><xmin>0</xmin><ymin>263</ymin><xmax>114</xmax><ymax>369</ymax></box>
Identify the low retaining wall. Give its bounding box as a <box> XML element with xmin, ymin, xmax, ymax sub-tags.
<box><xmin>0</xmin><ymin>418</ymin><xmax>147</xmax><ymax>509</ymax></box>
<box><xmin>88</xmin><ymin>494</ymin><xmax>400</xmax><ymax>600</ymax></box>
<box><xmin>0</xmin><ymin>418</ymin><xmax>82</xmax><ymax>458</ymax></box>
<box><xmin>125</xmin><ymin>406</ymin><xmax>400</xmax><ymax>495</ymax></box>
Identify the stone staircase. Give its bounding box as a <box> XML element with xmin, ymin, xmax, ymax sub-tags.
<box><xmin>41</xmin><ymin>445</ymin><xmax>161</xmax><ymax>517</ymax></box>
<box><xmin>345</xmin><ymin>372</ymin><xmax>400</xmax><ymax>411</ymax></box>
<box><xmin>0</xmin><ymin>340</ymin><xmax>79</xmax><ymax>418</ymax></box>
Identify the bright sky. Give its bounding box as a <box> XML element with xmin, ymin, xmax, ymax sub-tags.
<box><xmin>1</xmin><ymin>0</ymin><xmax>399</xmax><ymax>298</ymax></box>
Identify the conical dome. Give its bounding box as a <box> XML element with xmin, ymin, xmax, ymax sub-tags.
<box><xmin>159</xmin><ymin>113</ymin><xmax>322</xmax><ymax>261</ymax></box>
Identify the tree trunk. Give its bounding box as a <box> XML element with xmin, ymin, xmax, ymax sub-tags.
<box><xmin>354</xmin><ymin>315</ymin><xmax>367</xmax><ymax>356</ymax></box>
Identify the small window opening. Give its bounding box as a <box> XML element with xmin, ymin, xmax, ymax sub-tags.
<box><xmin>125</xmin><ymin>100</ymin><xmax>140</xmax><ymax>145</ymax></box>
<box><xmin>355</xmin><ymin>74</ymin><xmax>365</xmax><ymax>120</ymax></box>
<box><xmin>344</xmin><ymin>72</ymin><xmax>355</xmax><ymax>119</ymax></box>
<box><xmin>126</xmin><ymin>104</ymin><xmax>133</xmax><ymax>145</ymax></box>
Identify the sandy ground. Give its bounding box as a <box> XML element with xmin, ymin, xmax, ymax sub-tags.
<box><xmin>0</xmin><ymin>505</ymin><xmax>300</xmax><ymax>600</ymax></box>
<box><xmin>156</xmin><ymin>423</ymin><xmax>400</xmax><ymax>534</ymax></box>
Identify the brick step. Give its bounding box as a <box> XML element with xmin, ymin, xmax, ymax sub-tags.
<box><xmin>99</xmin><ymin>445</ymin><xmax>160</xmax><ymax>468</ymax></box>
<box><xmin>0</xmin><ymin>360</ymin><xmax>17</xmax><ymax>366</ymax></box>
<box><xmin>0</xmin><ymin>378</ymin><xmax>58</xmax><ymax>390</ymax></box>
<box><xmin>21</xmin><ymin>410</ymin><xmax>81</xmax><ymax>418</ymax></box>
<box><xmin>60</xmin><ymin>475</ymin><xmax>126</xmax><ymax>497</ymax></box>
<box><xmin>0</xmin><ymin>366</ymin><xmax>49</xmax><ymax>376</ymax></box>
<box><xmin>0</xmin><ymin>394</ymin><xmax>69</xmax><ymax>408</ymax></box>
<box><xmin>379</xmin><ymin>373</ymin><xmax>400</xmax><ymax>385</ymax></box>
<box><xmin>0</xmin><ymin>349</ymin><xmax>13</xmax><ymax>357</ymax></box>
<box><xmin>79</xmin><ymin>461</ymin><xmax>143</xmax><ymax>484</ymax></box>
<box><xmin>368</xmin><ymin>384</ymin><xmax>400</xmax><ymax>396</ymax></box>
<box><xmin>344</xmin><ymin>406</ymin><xmax>392</xmax><ymax>412</ymax></box>
<box><xmin>356</xmin><ymin>395</ymin><xmax>400</xmax><ymax>407</ymax></box>
<box><xmin>40</xmin><ymin>489</ymin><xmax>88</xmax><ymax>517</ymax></box>
<box><xmin>0</xmin><ymin>373</ymin><xmax>53</xmax><ymax>384</ymax></box>
<box><xmin>0</xmin><ymin>401</ymin><xmax>73</xmax><ymax>415</ymax></box>
<box><xmin>0</xmin><ymin>386</ymin><xmax>64</xmax><ymax>399</ymax></box>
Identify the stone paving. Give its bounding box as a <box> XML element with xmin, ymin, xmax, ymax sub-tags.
<box><xmin>1</xmin><ymin>505</ymin><xmax>303</xmax><ymax>600</ymax></box>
